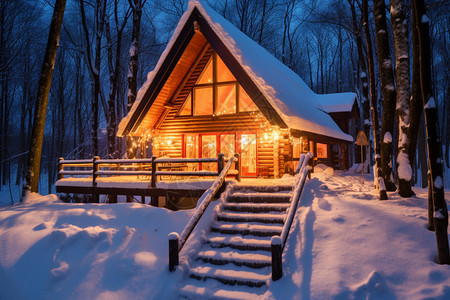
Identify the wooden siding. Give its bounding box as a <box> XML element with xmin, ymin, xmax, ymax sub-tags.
<box><xmin>134</xmin><ymin>32</ymin><xmax>207</xmax><ymax>135</ymax></box>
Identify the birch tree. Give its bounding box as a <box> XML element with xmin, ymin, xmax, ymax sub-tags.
<box><xmin>22</xmin><ymin>0</ymin><xmax>66</xmax><ymax>199</ymax></box>
<box><xmin>391</xmin><ymin>0</ymin><xmax>414</xmax><ymax>197</ymax></box>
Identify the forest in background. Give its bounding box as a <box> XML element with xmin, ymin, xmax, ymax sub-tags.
<box><xmin>0</xmin><ymin>0</ymin><xmax>449</xmax><ymax>196</ymax></box>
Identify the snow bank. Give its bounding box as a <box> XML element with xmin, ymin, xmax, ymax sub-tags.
<box><xmin>0</xmin><ymin>197</ymin><xmax>193</xmax><ymax>299</ymax></box>
<box><xmin>1</xmin><ymin>171</ymin><xmax>449</xmax><ymax>299</ymax></box>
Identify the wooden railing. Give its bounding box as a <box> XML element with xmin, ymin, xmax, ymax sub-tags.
<box><xmin>168</xmin><ymin>153</ymin><xmax>240</xmax><ymax>271</ymax></box>
<box><xmin>272</xmin><ymin>152</ymin><xmax>313</xmax><ymax>281</ymax></box>
<box><xmin>58</xmin><ymin>154</ymin><xmax>241</xmax><ymax>188</ymax></box>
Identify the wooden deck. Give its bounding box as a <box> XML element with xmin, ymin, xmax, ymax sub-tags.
<box><xmin>56</xmin><ymin>154</ymin><xmax>241</xmax><ymax>208</ymax></box>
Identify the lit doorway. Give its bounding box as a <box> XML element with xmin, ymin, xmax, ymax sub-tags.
<box><xmin>239</xmin><ymin>133</ymin><xmax>257</xmax><ymax>176</ymax></box>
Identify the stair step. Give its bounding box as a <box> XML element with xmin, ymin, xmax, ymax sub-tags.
<box><xmin>232</xmin><ymin>185</ymin><xmax>292</xmax><ymax>193</ymax></box>
<box><xmin>211</xmin><ymin>222</ymin><xmax>283</xmax><ymax>237</ymax></box>
<box><xmin>179</xmin><ymin>280</ymin><xmax>266</xmax><ymax>300</ymax></box>
<box><xmin>207</xmin><ymin>235</ymin><xmax>272</xmax><ymax>251</ymax></box>
<box><xmin>217</xmin><ymin>211</ymin><xmax>285</xmax><ymax>224</ymax></box>
<box><xmin>228</xmin><ymin>192</ymin><xmax>292</xmax><ymax>203</ymax></box>
<box><xmin>189</xmin><ymin>265</ymin><xmax>268</xmax><ymax>287</ymax></box>
<box><xmin>197</xmin><ymin>248</ymin><xmax>272</xmax><ymax>268</ymax></box>
<box><xmin>223</xmin><ymin>202</ymin><xmax>290</xmax><ymax>213</ymax></box>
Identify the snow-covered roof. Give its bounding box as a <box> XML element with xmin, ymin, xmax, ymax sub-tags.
<box><xmin>316</xmin><ymin>92</ymin><xmax>358</xmax><ymax>113</ymax></box>
<box><xmin>118</xmin><ymin>0</ymin><xmax>353</xmax><ymax>142</ymax></box>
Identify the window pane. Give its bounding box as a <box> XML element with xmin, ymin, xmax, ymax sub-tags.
<box><xmin>317</xmin><ymin>143</ymin><xmax>328</xmax><ymax>158</ymax></box>
<box><xmin>220</xmin><ymin>134</ymin><xmax>235</xmax><ymax>159</ymax></box>
<box><xmin>201</xmin><ymin>135</ymin><xmax>217</xmax><ymax>171</ymax></box>
<box><xmin>239</xmin><ymin>86</ymin><xmax>257</xmax><ymax>112</ymax></box>
<box><xmin>179</xmin><ymin>92</ymin><xmax>192</xmax><ymax>115</ymax></box>
<box><xmin>241</xmin><ymin>134</ymin><xmax>257</xmax><ymax>175</ymax></box>
<box><xmin>197</xmin><ymin>56</ymin><xmax>213</xmax><ymax>84</ymax></box>
<box><xmin>217</xmin><ymin>55</ymin><xmax>235</xmax><ymax>82</ymax></box>
<box><xmin>194</xmin><ymin>87</ymin><xmax>213</xmax><ymax>115</ymax></box>
<box><xmin>217</xmin><ymin>84</ymin><xmax>236</xmax><ymax>115</ymax></box>
<box><xmin>184</xmin><ymin>135</ymin><xmax>198</xmax><ymax>171</ymax></box>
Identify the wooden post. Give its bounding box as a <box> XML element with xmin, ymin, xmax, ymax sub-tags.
<box><xmin>92</xmin><ymin>156</ymin><xmax>100</xmax><ymax>203</ymax></box>
<box><xmin>150</xmin><ymin>156</ymin><xmax>158</xmax><ymax>206</ymax></box>
<box><xmin>57</xmin><ymin>157</ymin><xmax>64</xmax><ymax>180</ymax></box>
<box><xmin>169</xmin><ymin>232</ymin><xmax>179</xmax><ymax>271</ymax></box>
<box><xmin>151</xmin><ymin>155</ymin><xmax>157</xmax><ymax>188</ymax></box>
<box><xmin>218</xmin><ymin>153</ymin><xmax>224</xmax><ymax>174</ymax></box>
<box><xmin>307</xmin><ymin>154</ymin><xmax>314</xmax><ymax>179</ymax></box>
<box><xmin>361</xmin><ymin>145</ymin><xmax>364</xmax><ymax>184</ymax></box>
<box><xmin>271</xmin><ymin>235</ymin><xmax>282</xmax><ymax>281</ymax></box>
<box><xmin>234</xmin><ymin>153</ymin><xmax>241</xmax><ymax>182</ymax></box>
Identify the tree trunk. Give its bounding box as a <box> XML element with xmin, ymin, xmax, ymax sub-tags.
<box><xmin>408</xmin><ymin>2</ymin><xmax>424</xmax><ymax>184</ymax></box>
<box><xmin>391</xmin><ymin>0</ymin><xmax>414</xmax><ymax>197</ymax></box>
<box><xmin>373</xmin><ymin>0</ymin><xmax>397</xmax><ymax>192</ymax></box>
<box><xmin>413</xmin><ymin>0</ymin><xmax>450</xmax><ymax>265</ymax></box>
<box><xmin>362</xmin><ymin>0</ymin><xmax>386</xmax><ymax>200</ymax></box>
<box><xmin>126</xmin><ymin>0</ymin><xmax>142</xmax><ymax>160</ymax></box>
<box><xmin>21</xmin><ymin>0</ymin><xmax>66</xmax><ymax>199</ymax></box>
<box><xmin>349</xmin><ymin>0</ymin><xmax>371</xmax><ymax>175</ymax></box>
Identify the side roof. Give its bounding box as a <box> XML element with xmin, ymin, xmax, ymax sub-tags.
<box><xmin>316</xmin><ymin>92</ymin><xmax>359</xmax><ymax>114</ymax></box>
<box><xmin>118</xmin><ymin>0</ymin><xmax>353</xmax><ymax>142</ymax></box>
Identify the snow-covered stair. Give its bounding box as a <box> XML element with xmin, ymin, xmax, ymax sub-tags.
<box><xmin>179</xmin><ymin>184</ymin><xmax>293</xmax><ymax>299</ymax></box>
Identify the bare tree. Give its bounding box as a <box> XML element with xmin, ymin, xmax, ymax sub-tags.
<box><xmin>126</xmin><ymin>0</ymin><xmax>143</xmax><ymax>159</ymax></box>
<box><xmin>362</xmin><ymin>0</ymin><xmax>386</xmax><ymax>200</ymax></box>
<box><xmin>80</xmin><ymin>0</ymin><xmax>107</xmax><ymax>157</ymax></box>
<box><xmin>391</xmin><ymin>0</ymin><xmax>414</xmax><ymax>197</ymax></box>
<box><xmin>22</xmin><ymin>0</ymin><xmax>67</xmax><ymax>199</ymax></box>
<box><xmin>106</xmin><ymin>1</ymin><xmax>132</xmax><ymax>159</ymax></box>
<box><xmin>413</xmin><ymin>0</ymin><xmax>449</xmax><ymax>265</ymax></box>
<box><xmin>373</xmin><ymin>0</ymin><xmax>397</xmax><ymax>192</ymax></box>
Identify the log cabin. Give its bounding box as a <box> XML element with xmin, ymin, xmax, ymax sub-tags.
<box><xmin>117</xmin><ymin>0</ymin><xmax>357</xmax><ymax>178</ymax></box>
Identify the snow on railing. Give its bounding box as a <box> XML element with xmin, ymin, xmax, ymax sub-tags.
<box><xmin>168</xmin><ymin>153</ymin><xmax>240</xmax><ymax>272</ymax></box>
<box><xmin>272</xmin><ymin>152</ymin><xmax>313</xmax><ymax>281</ymax></box>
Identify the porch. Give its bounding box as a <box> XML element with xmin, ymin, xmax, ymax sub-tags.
<box><xmin>55</xmin><ymin>154</ymin><xmax>241</xmax><ymax>209</ymax></box>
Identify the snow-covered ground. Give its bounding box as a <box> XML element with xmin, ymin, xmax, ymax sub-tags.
<box><xmin>0</xmin><ymin>170</ymin><xmax>449</xmax><ymax>299</ymax></box>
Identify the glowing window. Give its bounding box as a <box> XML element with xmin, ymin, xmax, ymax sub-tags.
<box><xmin>217</xmin><ymin>56</ymin><xmax>235</xmax><ymax>82</ymax></box>
<box><xmin>193</xmin><ymin>87</ymin><xmax>213</xmax><ymax>116</ymax></box>
<box><xmin>197</xmin><ymin>57</ymin><xmax>213</xmax><ymax>84</ymax></box>
<box><xmin>217</xmin><ymin>85</ymin><xmax>236</xmax><ymax>115</ymax></box>
<box><xmin>316</xmin><ymin>143</ymin><xmax>328</xmax><ymax>158</ymax></box>
<box><xmin>239</xmin><ymin>86</ymin><xmax>257</xmax><ymax>112</ymax></box>
<box><xmin>180</xmin><ymin>92</ymin><xmax>192</xmax><ymax>115</ymax></box>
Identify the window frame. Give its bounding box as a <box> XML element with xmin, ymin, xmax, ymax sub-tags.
<box><xmin>177</xmin><ymin>53</ymin><xmax>257</xmax><ymax>117</ymax></box>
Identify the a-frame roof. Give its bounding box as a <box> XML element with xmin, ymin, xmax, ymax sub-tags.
<box><xmin>118</xmin><ymin>0</ymin><xmax>353</xmax><ymax>142</ymax></box>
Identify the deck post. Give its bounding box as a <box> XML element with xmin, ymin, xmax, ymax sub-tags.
<box><xmin>151</xmin><ymin>156</ymin><xmax>158</xmax><ymax>206</ymax></box>
<box><xmin>271</xmin><ymin>235</ymin><xmax>282</xmax><ymax>281</ymax></box>
<box><xmin>218</xmin><ymin>153</ymin><xmax>224</xmax><ymax>174</ymax></box>
<box><xmin>92</xmin><ymin>156</ymin><xmax>100</xmax><ymax>203</ymax></box>
<box><xmin>151</xmin><ymin>155</ymin><xmax>157</xmax><ymax>188</ymax></box>
<box><xmin>234</xmin><ymin>153</ymin><xmax>241</xmax><ymax>182</ymax></box>
<box><xmin>58</xmin><ymin>157</ymin><xmax>64</xmax><ymax>180</ymax></box>
<box><xmin>307</xmin><ymin>154</ymin><xmax>314</xmax><ymax>179</ymax></box>
<box><xmin>168</xmin><ymin>232</ymin><xmax>179</xmax><ymax>271</ymax></box>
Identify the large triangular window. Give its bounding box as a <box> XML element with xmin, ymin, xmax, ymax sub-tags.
<box><xmin>179</xmin><ymin>52</ymin><xmax>258</xmax><ymax>116</ymax></box>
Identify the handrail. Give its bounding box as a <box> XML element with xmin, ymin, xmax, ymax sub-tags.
<box><xmin>168</xmin><ymin>153</ymin><xmax>240</xmax><ymax>271</ymax></box>
<box><xmin>57</xmin><ymin>155</ymin><xmax>235</xmax><ymax>187</ymax></box>
<box><xmin>272</xmin><ymin>152</ymin><xmax>313</xmax><ymax>281</ymax></box>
